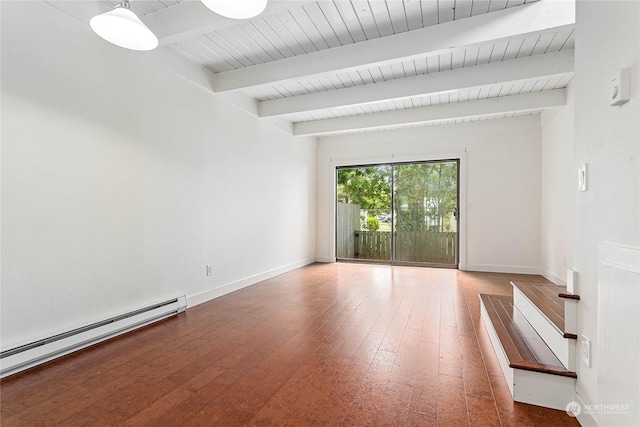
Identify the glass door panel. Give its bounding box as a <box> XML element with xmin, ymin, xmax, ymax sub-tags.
<box><xmin>393</xmin><ymin>161</ymin><xmax>458</xmax><ymax>266</ymax></box>
<box><xmin>336</xmin><ymin>165</ymin><xmax>392</xmax><ymax>262</ymax></box>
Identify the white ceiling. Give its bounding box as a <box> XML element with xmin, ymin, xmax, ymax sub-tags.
<box><xmin>66</xmin><ymin>0</ymin><xmax>576</xmax><ymax>136</ymax></box>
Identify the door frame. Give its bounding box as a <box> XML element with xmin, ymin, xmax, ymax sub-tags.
<box><xmin>331</xmin><ymin>152</ymin><xmax>467</xmax><ymax>270</ymax></box>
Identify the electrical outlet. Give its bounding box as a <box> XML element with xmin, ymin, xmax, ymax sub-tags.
<box><xmin>582</xmin><ymin>336</ymin><xmax>592</xmax><ymax>367</ymax></box>
<box><xmin>206</xmin><ymin>264</ymin><xmax>213</xmax><ymax>276</ymax></box>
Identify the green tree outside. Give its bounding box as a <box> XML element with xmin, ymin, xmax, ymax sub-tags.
<box><xmin>395</xmin><ymin>162</ymin><xmax>457</xmax><ymax>232</ymax></box>
<box><xmin>337</xmin><ymin>162</ymin><xmax>457</xmax><ymax>232</ymax></box>
<box><xmin>337</xmin><ymin>166</ymin><xmax>391</xmax><ymax>217</ymax></box>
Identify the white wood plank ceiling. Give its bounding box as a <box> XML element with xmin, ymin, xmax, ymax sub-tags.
<box><xmin>101</xmin><ymin>0</ymin><xmax>576</xmax><ymax>136</ymax></box>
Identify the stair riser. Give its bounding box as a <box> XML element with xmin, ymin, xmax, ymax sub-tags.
<box><xmin>565</xmin><ymin>299</ymin><xmax>578</xmax><ymax>335</ymax></box>
<box><xmin>513</xmin><ymin>369</ymin><xmax>576</xmax><ymax>411</ymax></box>
<box><xmin>513</xmin><ymin>286</ymin><xmax>575</xmax><ymax>370</ymax></box>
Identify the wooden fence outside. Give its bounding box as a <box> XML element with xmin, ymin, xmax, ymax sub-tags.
<box><xmin>354</xmin><ymin>230</ymin><xmax>457</xmax><ymax>265</ymax></box>
<box><xmin>336</xmin><ymin>202</ymin><xmax>361</xmax><ymax>259</ymax></box>
<box><xmin>337</xmin><ymin>202</ymin><xmax>456</xmax><ymax>265</ymax></box>
<box><xmin>394</xmin><ymin>231</ymin><xmax>457</xmax><ymax>264</ymax></box>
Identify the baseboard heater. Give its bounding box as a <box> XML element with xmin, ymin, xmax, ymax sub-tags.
<box><xmin>0</xmin><ymin>295</ymin><xmax>187</xmax><ymax>379</ymax></box>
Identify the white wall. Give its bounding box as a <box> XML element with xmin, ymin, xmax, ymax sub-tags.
<box><xmin>0</xmin><ymin>1</ymin><xmax>316</xmax><ymax>349</ymax></box>
<box><xmin>573</xmin><ymin>1</ymin><xmax>640</xmax><ymax>425</ymax></box>
<box><xmin>316</xmin><ymin>116</ymin><xmax>542</xmax><ymax>274</ymax></box>
<box><xmin>540</xmin><ymin>83</ymin><xmax>575</xmax><ymax>285</ymax></box>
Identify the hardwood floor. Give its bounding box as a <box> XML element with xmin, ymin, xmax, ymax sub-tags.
<box><xmin>1</xmin><ymin>263</ymin><xmax>580</xmax><ymax>426</ymax></box>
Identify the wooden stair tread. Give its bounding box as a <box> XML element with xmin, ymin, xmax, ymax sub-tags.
<box><xmin>511</xmin><ymin>281</ymin><xmax>567</xmax><ymax>333</ymax></box>
<box><xmin>480</xmin><ymin>294</ymin><xmax>577</xmax><ymax>378</ymax></box>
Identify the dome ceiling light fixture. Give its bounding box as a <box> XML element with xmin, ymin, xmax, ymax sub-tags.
<box><xmin>200</xmin><ymin>0</ymin><xmax>268</xmax><ymax>20</ymax></box>
<box><xmin>90</xmin><ymin>0</ymin><xmax>158</xmax><ymax>51</ymax></box>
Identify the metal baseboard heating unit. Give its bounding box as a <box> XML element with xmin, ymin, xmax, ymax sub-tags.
<box><xmin>0</xmin><ymin>295</ymin><xmax>187</xmax><ymax>378</ymax></box>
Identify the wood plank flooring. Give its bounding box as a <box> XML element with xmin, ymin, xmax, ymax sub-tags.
<box><xmin>1</xmin><ymin>263</ymin><xmax>579</xmax><ymax>426</ymax></box>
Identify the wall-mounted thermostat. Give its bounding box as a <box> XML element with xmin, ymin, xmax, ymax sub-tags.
<box><xmin>610</xmin><ymin>68</ymin><xmax>630</xmax><ymax>106</ymax></box>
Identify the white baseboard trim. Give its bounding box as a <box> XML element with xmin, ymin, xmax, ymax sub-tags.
<box><xmin>186</xmin><ymin>257</ymin><xmax>316</xmax><ymax>308</ymax></box>
<box><xmin>573</xmin><ymin>391</ymin><xmax>598</xmax><ymax>427</ymax></box>
<box><xmin>541</xmin><ymin>269</ymin><xmax>566</xmax><ymax>286</ymax></box>
<box><xmin>463</xmin><ymin>264</ymin><xmax>541</xmax><ymax>275</ymax></box>
<box><xmin>315</xmin><ymin>256</ymin><xmax>335</xmax><ymax>263</ymax></box>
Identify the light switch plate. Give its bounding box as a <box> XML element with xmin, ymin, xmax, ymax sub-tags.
<box><xmin>582</xmin><ymin>335</ymin><xmax>592</xmax><ymax>367</ymax></box>
<box><xmin>578</xmin><ymin>164</ymin><xmax>588</xmax><ymax>192</ymax></box>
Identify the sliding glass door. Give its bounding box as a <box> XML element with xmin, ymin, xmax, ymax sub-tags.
<box><xmin>336</xmin><ymin>160</ymin><xmax>458</xmax><ymax>267</ymax></box>
<box><xmin>394</xmin><ymin>161</ymin><xmax>458</xmax><ymax>265</ymax></box>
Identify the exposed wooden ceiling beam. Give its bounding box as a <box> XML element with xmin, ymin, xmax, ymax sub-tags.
<box><xmin>292</xmin><ymin>88</ymin><xmax>567</xmax><ymax>136</ymax></box>
<box><xmin>259</xmin><ymin>49</ymin><xmax>574</xmax><ymax>117</ymax></box>
<box><xmin>213</xmin><ymin>0</ymin><xmax>574</xmax><ymax>93</ymax></box>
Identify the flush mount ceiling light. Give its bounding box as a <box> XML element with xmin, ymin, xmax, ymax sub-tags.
<box><xmin>200</xmin><ymin>0</ymin><xmax>268</xmax><ymax>19</ymax></box>
<box><xmin>90</xmin><ymin>0</ymin><xmax>158</xmax><ymax>51</ymax></box>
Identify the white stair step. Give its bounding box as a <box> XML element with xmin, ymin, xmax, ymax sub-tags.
<box><xmin>479</xmin><ymin>293</ymin><xmax>576</xmax><ymax>411</ymax></box>
<box><xmin>511</xmin><ymin>281</ymin><xmax>579</xmax><ymax>370</ymax></box>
